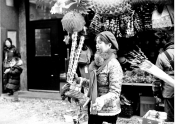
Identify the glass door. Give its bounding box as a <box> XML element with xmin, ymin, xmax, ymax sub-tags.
<box><xmin>27</xmin><ymin>20</ymin><xmax>66</xmax><ymax>91</ymax></box>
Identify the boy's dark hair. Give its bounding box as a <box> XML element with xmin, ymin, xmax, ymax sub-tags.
<box><xmin>155</xmin><ymin>27</ymin><xmax>174</xmax><ymax>43</ymax></box>
<box><xmin>13</xmin><ymin>57</ymin><xmax>19</xmax><ymax>61</ymax></box>
<box><xmin>11</xmin><ymin>57</ymin><xmax>20</xmax><ymax>63</ymax></box>
<box><xmin>155</xmin><ymin>30</ymin><xmax>169</xmax><ymax>41</ymax></box>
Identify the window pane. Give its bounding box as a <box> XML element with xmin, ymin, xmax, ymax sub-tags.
<box><xmin>35</xmin><ymin>28</ymin><xmax>51</xmax><ymax>56</ymax></box>
<box><xmin>29</xmin><ymin>0</ymin><xmax>63</xmax><ymax>21</ymax></box>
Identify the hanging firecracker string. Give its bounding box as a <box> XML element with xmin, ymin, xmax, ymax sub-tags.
<box><xmin>67</xmin><ymin>32</ymin><xmax>78</xmax><ymax>84</ymax></box>
<box><xmin>116</xmin><ymin>18</ymin><xmax>122</xmax><ymax>37</ymax></box>
<box><xmin>126</xmin><ymin>10</ymin><xmax>135</xmax><ymax>37</ymax></box>
<box><xmin>89</xmin><ymin>13</ymin><xmax>103</xmax><ymax>34</ymax></box>
<box><xmin>133</xmin><ymin>13</ymin><xmax>143</xmax><ymax>32</ymax></box>
<box><xmin>66</xmin><ymin>34</ymin><xmax>85</xmax><ymax>84</ymax></box>
<box><xmin>70</xmin><ymin>36</ymin><xmax>85</xmax><ymax>83</ymax></box>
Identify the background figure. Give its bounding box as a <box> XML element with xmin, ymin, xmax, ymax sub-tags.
<box><xmin>3</xmin><ymin>57</ymin><xmax>23</xmax><ymax>101</ymax></box>
<box><xmin>3</xmin><ymin>38</ymin><xmax>21</xmax><ymax>67</ymax></box>
<box><xmin>77</xmin><ymin>44</ymin><xmax>92</xmax><ymax>79</ymax></box>
<box><xmin>2</xmin><ymin>38</ymin><xmax>21</xmax><ymax>93</ymax></box>
<box><xmin>77</xmin><ymin>44</ymin><xmax>92</xmax><ymax>96</ymax></box>
<box><xmin>76</xmin><ymin>31</ymin><xmax>123</xmax><ymax>124</ymax></box>
<box><xmin>153</xmin><ymin>28</ymin><xmax>174</xmax><ymax>122</ymax></box>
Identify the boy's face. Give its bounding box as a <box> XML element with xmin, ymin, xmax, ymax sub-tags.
<box><xmin>5</xmin><ymin>40</ymin><xmax>11</xmax><ymax>48</ymax></box>
<box><xmin>9</xmin><ymin>59</ymin><xmax>16</xmax><ymax>67</ymax></box>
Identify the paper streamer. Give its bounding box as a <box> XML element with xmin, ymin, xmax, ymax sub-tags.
<box><xmin>139</xmin><ymin>60</ymin><xmax>174</xmax><ymax>87</ymax></box>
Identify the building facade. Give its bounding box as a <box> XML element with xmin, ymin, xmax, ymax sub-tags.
<box><xmin>0</xmin><ymin>0</ymin><xmax>67</xmax><ymax>95</ymax></box>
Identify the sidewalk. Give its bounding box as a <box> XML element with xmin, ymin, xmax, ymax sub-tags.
<box><xmin>0</xmin><ymin>91</ymin><xmax>144</xmax><ymax>124</ymax></box>
<box><xmin>1</xmin><ymin>90</ymin><xmax>61</xmax><ymax>100</ymax></box>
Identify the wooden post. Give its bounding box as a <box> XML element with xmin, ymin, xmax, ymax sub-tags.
<box><xmin>0</xmin><ymin>28</ymin><xmax>2</xmax><ymax>96</ymax></box>
<box><xmin>0</xmin><ymin>2</ymin><xmax>2</xmax><ymax>95</ymax></box>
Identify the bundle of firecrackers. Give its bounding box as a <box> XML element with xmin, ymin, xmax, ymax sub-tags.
<box><xmin>125</xmin><ymin>46</ymin><xmax>148</xmax><ymax>66</ymax></box>
<box><xmin>123</xmin><ymin>46</ymin><xmax>174</xmax><ymax>87</ymax></box>
<box><xmin>122</xmin><ymin>46</ymin><xmax>155</xmax><ymax>84</ymax></box>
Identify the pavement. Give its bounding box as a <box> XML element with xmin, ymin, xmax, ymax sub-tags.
<box><xmin>1</xmin><ymin>82</ymin><xmax>67</xmax><ymax>100</ymax></box>
<box><xmin>1</xmin><ymin>90</ymin><xmax>62</xmax><ymax>100</ymax></box>
<box><xmin>0</xmin><ymin>90</ymin><xmax>144</xmax><ymax>124</ymax></box>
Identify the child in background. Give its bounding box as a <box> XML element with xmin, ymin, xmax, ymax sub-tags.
<box><xmin>3</xmin><ymin>57</ymin><xmax>23</xmax><ymax>102</ymax></box>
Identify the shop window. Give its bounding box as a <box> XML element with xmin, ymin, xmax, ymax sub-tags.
<box><xmin>35</xmin><ymin>28</ymin><xmax>51</xmax><ymax>56</ymax></box>
<box><xmin>29</xmin><ymin>0</ymin><xmax>63</xmax><ymax>21</ymax></box>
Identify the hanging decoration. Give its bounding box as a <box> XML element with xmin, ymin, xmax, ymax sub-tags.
<box><xmin>121</xmin><ymin>10</ymin><xmax>136</xmax><ymax>38</ymax></box>
<box><xmin>89</xmin><ymin>0</ymin><xmax>131</xmax><ymax>17</ymax></box>
<box><xmin>135</xmin><ymin>3</ymin><xmax>155</xmax><ymax>30</ymax></box>
<box><xmin>89</xmin><ymin>7</ymin><xmax>144</xmax><ymax>38</ymax></box>
<box><xmin>133</xmin><ymin>13</ymin><xmax>144</xmax><ymax>33</ymax></box>
<box><xmin>89</xmin><ymin>13</ymin><xmax>104</xmax><ymax>34</ymax></box>
<box><xmin>61</xmin><ymin>11</ymin><xmax>86</xmax><ymax>33</ymax></box>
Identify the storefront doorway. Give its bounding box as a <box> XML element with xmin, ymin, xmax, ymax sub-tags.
<box><xmin>27</xmin><ymin>19</ymin><xmax>66</xmax><ymax>91</ymax></box>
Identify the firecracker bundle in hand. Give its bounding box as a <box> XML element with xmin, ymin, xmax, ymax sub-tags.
<box><xmin>50</xmin><ymin>0</ymin><xmax>91</xmax><ymax>106</ymax></box>
<box><xmin>61</xmin><ymin>34</ymin><xmax>90</xmax><ymax>106</ymax></box>
<box><xmin>61</xmin><ymin>32</ymin><xmax>90</xmax><ymax>107</ymax></box>
<box><xmin>125</xmin><ymin>46</ymin><xmax>174</xmax><ymax>87</ymax></box>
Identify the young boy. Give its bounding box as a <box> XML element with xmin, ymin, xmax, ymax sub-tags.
<box><xmin>4</xmin><ymin>57</ymin><xmax>23</xmax><ymax>102</ymax></box>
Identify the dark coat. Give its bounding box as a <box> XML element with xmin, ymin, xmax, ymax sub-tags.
<box><xmin>3</xmin><ymin>45</ymin><xmax>21</xmax><ymax>70</ymax></box>
<box><xmin>5</xmin><ymin>65</ymin><xmax>23</xmax><ymax>91</ymax></box>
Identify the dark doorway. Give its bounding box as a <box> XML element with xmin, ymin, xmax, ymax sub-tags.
<box><xmin>27</xmin><ymin>19</ymin><xmax>66</xmax><ymax>91</ymax></box>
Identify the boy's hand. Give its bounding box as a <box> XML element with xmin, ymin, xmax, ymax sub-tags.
<box><xmin>4</xmin><ymin>68</ymin><xmax>10</xmax><ymax>74</ymax></box>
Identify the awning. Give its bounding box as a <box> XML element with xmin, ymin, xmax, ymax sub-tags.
<box><xmin>30</xmin><ymin>0</ymin><xmax>56</xmax><ymax>9</ymax></box>
<box><xmin>129</xmin><ymin>0</ymin><xmax>173</xmax><ymax>5</ymax></box>
<box><xmin>152</xmin><ymin>5</ymin><xmax>174</xmax><ymax>28</ymax></box>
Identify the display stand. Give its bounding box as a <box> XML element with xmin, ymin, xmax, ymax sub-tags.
<box><xmin>121</xmin><ymin>82</ymin><xmax>157</xmax><ymax>117</ymax></box>
<box><xmin>122</xmin><ymin>83</ymin><xmax>152</xmax><ymax>86</ymax></box>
